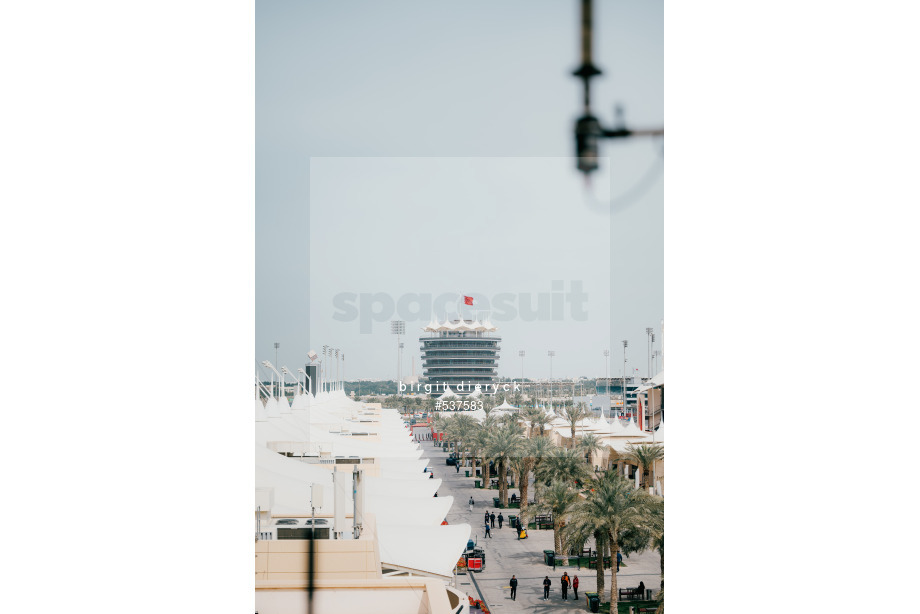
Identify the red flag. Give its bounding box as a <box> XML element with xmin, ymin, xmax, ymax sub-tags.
<box><xmin>463</xmin><ymin>295</ymin><xmax>474</xmax><ymax>305</ymax></box>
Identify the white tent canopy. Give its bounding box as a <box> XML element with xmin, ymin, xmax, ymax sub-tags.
<box><xmin>376</xmin><ymin>524</ymin><xmax>472</xmax><ymax>578</ymax></box>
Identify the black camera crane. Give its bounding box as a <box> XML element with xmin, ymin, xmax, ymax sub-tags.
<box><xmin>572</xmin><ymin>0</ymin><xmax>664</xmax><ymax>176</ymax></box>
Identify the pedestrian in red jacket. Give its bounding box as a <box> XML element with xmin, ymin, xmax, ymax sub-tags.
<box><xmin>573</xmin><ymin>575</ymin><xmax>580</xmax><ymax>600</ymax></box>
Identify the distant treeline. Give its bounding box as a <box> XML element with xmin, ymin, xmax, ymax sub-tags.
<box><xmin>344</xmin><ymin>380</ymin><xmax>398</xmax><ymax>396</ymax></box>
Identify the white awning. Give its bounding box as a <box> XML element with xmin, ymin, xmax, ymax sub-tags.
<box><xmin>377</xmin><ymin>524</ymin><xmax>472</xmax><ymax>578</ymax></box>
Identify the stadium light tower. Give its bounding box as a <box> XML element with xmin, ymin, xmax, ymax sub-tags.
<box><xmin>603</xmin><ymin>349</ymin><xmax>609</xmax><ymax>394</ymax></box>
<box><xmin>621</xmin><ymin>340</ymin><xmax>628</xmax><ymax>417</ymax></box>
<box><xmin>645</xmin><ymin>328</ymin><xmax>654</xmax><ymax>377</ymax></box>
<box><xmin>391</xmin><ymin>320</ymin><xmax>405</xmax><ymax>387</ymax></box>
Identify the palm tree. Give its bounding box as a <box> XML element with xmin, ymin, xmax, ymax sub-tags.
<box><xmin>562</xmin><ymin>518</ymin><xmax>609</xmax><ymax>598</ymax></box>
<box><xmin>539</xmin><ymin>479</ymin><xmax>579</xmax><ymax>553</ymax></box>
<box><xmin>509</xmin><ymin>435</ymin><xmax>545</xmax><ymax>512</ymax></box>
<box><xmin>432</xmin><ymin>414</ymin><xmax>450</xmax><ymax>448</ymax></box>
<box><xmin>535</xmin><ymin>447</ymin><xmax>591</xmax><ymax>489</ymax></box>
<box><xmin>562</xmin><ymin>403</ymin><xmax>591</xmax><ymax>449</ymax></box>
<box><xmin>466</xmin><ymin>420</ymin><xmax>482</xmax><ymax>477</ymax></box>
<box><xmin>528</xmin><ymin>436</ymin><xmax>556</xmax><ymax>503</ymax></box>
<box><xmin>565</xmin><ymin>471</ymin><xmax>657</xmax><ymax>608</ymax></box>
<box><xmin>625</xmin><ymin>443</ymin><xmax>665</xmax><ymax>491</ymax></box>
<box><xmin>509</xmin><ymin>453</ymin><xmax>533</xmax><ymax>512</ymax></box>
<box><xmin>476</xmin><ymin>415</ymin><xmax>499</xmax><ymax>488</ymax></box>
<box><xmin>486</xmin><ymin>422</ymin><xmax>523</xmax><ymax>506</ymax></box>
<box><xmin>451</xmin><ymin>413</ymin><xmax>477</xmax><ymax>466</ymax></box>
<box><xmin>577</xmin><ymin>432</ymin><xmax>604</xmax><ymax>468</ymax></box>
<box><xmin>522</xmin><ymin>406</ymin><xmax>548</xmax><ymax>438</ymax></box>
<box><xmin>648</xmin><ymin>496</ymin><xmax>664</xmax><ymax>590</ymax></box>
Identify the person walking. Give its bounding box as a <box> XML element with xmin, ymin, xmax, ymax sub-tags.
<box><xmin>542</xmin><ymin>576</ymin><xmax>551</xmax><ymax>600</ymax></box>
<box><xmin>572</xmin><ymin>575</ymin><xmax>579</xmax><ymax>601</ymax></box>
<box><xmin>561</xmin><ymin>572</ymin><xmax>570</xmax><ymax>600</ymax></box>
<box><xmin>456</xmin><ymin>462</ymin><xmax>460</xmax><ymax>473</ymax></box>
<box><xmin>484</xmin><ymin>510</ymin><xmax>490</xmax><ymax>527</ymax></box>
<box><xmin>497</xmin><ymin>512</ymin><xmax>504</xmax><ymax>529</ymax></box>
<box><xmin>490</xmin><ymin>512</ymin><xmax>496</xmax><ymax>528</ymax></box>
<box><xmin>509</xmin><ymin>575</ymin><xmax>518</xmax><ymax>601</ymax></box>
<box><xmin>616</xmin><ymin>551</ymin><xmax>623</xmax><ymax>572</ymax></box>
<box><xmin>469</xmin><ymin>497</ymin><xmax>474</xmax><ymax>512</ymax></box>
<box><xmin>484</xmin><ymin>522</ymin><xmax>492</xmax><ymax>538</ymax></box>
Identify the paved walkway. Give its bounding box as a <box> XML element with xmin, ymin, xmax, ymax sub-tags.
<box><xmin>424</xmin><ymin>439</ymin><xmax>662</xmax><ymax>613</ymax></box>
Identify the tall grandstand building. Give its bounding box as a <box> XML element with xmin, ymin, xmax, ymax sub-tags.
<box><xmin>420</xmin><ymin>319</ymin><xmax>500</xmax><ymax>396</ymax></box>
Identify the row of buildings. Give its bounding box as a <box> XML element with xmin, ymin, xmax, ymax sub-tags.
<box><xmin>418</xmin><ymin>319</ymin><xmax>662</xmax><ymax>419</ymax></box>
<box><xmin>254</xmin><ymin>389</ymin><xmax>470</xmax><ymax>614</ymax></box>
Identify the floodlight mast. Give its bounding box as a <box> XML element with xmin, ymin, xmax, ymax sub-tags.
<box><xmin>391</xmin><ymin>320</ymin><xmax>405</xmax><ymax>388</ymax></box>
<box><xmin>572</xmin><ymin>0</ymin><xmax>663</xmax><ymax>176</ymax></box>
<box><xmin>261</xmin><ymin>360</ymin><xmax>282</xmax><ymax>399</ymax></box>
<box><xmin>621</xmin><ymin>340</ymin><xmax>628</xmax><ymax>418</ymax></box>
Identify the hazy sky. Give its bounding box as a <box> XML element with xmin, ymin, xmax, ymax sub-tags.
<box><xmin>256</xmin><ymin>0</ymin><xmax>663</xmax><ymax>381</ymax></box>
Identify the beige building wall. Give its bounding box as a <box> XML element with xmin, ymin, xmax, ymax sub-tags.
<box><xmin>255</xmin><ymin>538</ymin><xmax>381</xmax><ymax>584</ymax></box>
<box><xmin>255</xmin><ymin>578</ymin><xmax>462</xmax><ymax>614</ymax></box>
<box><xmin>648</xmin><ymin>387</ymin><xmax>663</xmax><ymax>429</ymax></box>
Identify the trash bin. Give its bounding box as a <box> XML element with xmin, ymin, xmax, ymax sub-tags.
<box><xmin>465</xmin><ymin>469</ymin><xmax>470</xmax><ymax>477</ymax></box>
<box><xmin>543</xmin><ymin>549</ymin><xmax>555</xmax><ymax>566</ymax></box>
<box><xmin>586</xmin><ymin>592</ymin><xmax>599</xmax><ymax>613</ymax></box>
<box><xmin>508</xmin><ymin>515</ymin><xmax>517</xmax><ymax>529</ymax></box>
<box><xmin>474</xmin><ymin>479</ymin><xmax>481</xmax><ymax>488</ymax></box>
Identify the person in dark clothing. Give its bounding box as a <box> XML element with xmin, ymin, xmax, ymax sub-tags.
<box><xmin>497</xmin><ymin>513</ymin><xmax>504</xmax><ymax>529</ymax></box>
<box><xmin>484</xmin><ymin>522</ymin><xmax>492</xmax><ymax>538</ymax></box>
<box><xmin>485</xmin><ymin>510</ymin><xmax>490</xmax><ymax>525</ymax></box>
<box><xmin>637</xmin><ymin>581</ymin><xmax>645</xmax><ymax>598</ymax></box>
<box><xmin>543</xmin><ymin>576</ymin><xmax>551</xmax><ymax>600</ymax></box>
<box><xmin>561</xmin><ymin>572</ymin><xmax>570</xmax><ymax>599</ymax></box>
<box><xmin>616</xmin><ymin>551</ymin><xmax>623</xmax><ymax>571</ymax></box>
<box><xmin>456</xmin><ymin>463</ymin><xmax>460</xmax><ymax>473</ymax></box>
<box><xmin>490</xmin><ymin>512</ymin><xmax>496</xmax><ymax>528</ymax></box>
<box><xmin>509</xmin><ymin>575</ymin><xmax>518</xmax><ymax>600</ymax></box>
<box><xmin>573</xmin><ymin>575</ymin><xmax>579</xmax><ymax>600</ymax></box>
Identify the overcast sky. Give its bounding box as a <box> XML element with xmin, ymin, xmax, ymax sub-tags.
<box><xmin>256</xmin><ymin>0</ymin><xmax>663</xmax><ymax>381</ymax></box>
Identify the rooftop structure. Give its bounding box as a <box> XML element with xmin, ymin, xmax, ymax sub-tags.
<box><xmin>419</xmin><ymin>318</ymin><xmax>500</xmax><ymax>396</ymax></box>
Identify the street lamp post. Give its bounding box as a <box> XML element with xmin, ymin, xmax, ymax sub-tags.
<box><xmin>281</xmin><ymin>366</ymin><xmax>297</xmax><ymax>396</ymax></box>
<box><xmin>274</xmin><ymin>342</ymin><xmax>280</xmax><ymax>393</ymax></box>
<box><xmin>547</xmin><ymin>350</ymin><xmax>555</xmax><ymax>411</ymax></box>
<box><xmin>322</xmin><ymin>345</ymin><xmax>329</xmax><ymax>392</ymax></box>
<box><xmin>645</xmin><ymin>328</ymin><xmax>653</xmax><ymax>378</ymax></box>
<box><xmin>621</xmin><ymin>340</ymin><xmax>628</xmax><ymax>418</ymax></box>
<box><xmin>391</xmin><ymin>320</ymin><xmax>405</xmax><ymax>391</ymax></box>
<box><xmin>261</xmin><ymin>360</ymin><xmax>282</xmax><ymax>401</ymax></box>
<box><xmin>334</xmin><ymin>349</ymin><xmax>340</xmax><ymax>392</ymax></box>
<box><xmin>603</xmin><ymin>349</ymin><xmax>609</xmax><ymax>395</ymax></box>
<box><xmin>519</xmin><ymin>350</ymin><xmax>525</xmax><ymax>396</ymax></box>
